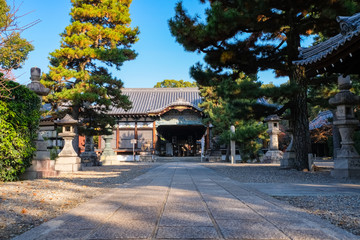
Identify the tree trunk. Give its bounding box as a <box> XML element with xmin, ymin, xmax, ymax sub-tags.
<box><xmin>286</xmin><ymin>12</ymin><xmax>310</xmax><ymax>170</ymax></box>
<box><xmin>292</xmin><ymin>66</ymin><xmax>311</xmax><ymax>170</ymax></box>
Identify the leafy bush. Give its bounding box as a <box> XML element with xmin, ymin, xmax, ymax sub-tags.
<box><xmin>0</xmin><ymin>81</ymin><xmax>40</xmax><ymax>181</ymax></box>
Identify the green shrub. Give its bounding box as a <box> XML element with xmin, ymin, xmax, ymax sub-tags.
<box><xmin>0</xmin><ymin>81</ymin><xmax>40</xmax><ymax>181</ymax></box>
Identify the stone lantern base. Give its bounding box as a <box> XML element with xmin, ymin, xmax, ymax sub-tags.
<box><xmin>22</xmin><ymin>160</ymin><xmax>59</xmax><ymax>179</ymax></box>
<box><xmin>100</xmin><ymin>155</ymin><xmax>118</xmax><ymax>165</ymax></box>
<box><xmin>263</xmin><ymin>150</ymin><xmax>283</xmax><ymax>163</ymax></box>
<box><xmin>332</xmin><ymin>152</ymin><xmax>360</xmax><ymax>179</ymax></box>
<box><xmin>80</xmin><ymin>151</ymin><xmax>99</xmax><ymax>167</ymax></box>
<box><xmin>55</xmin><ymin>156</ymin><xmax>81</xmax><ymax>172</ymax></box>
<box><xmin>21</xmin><ymin>135</ymin><xmax>59</xmax><ymax>179</ymax></box>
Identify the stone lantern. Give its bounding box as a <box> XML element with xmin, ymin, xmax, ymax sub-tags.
<box><xmin>55</xmin><ymin>114</ymin><xmax>81</xmax><ymax>172</ymax></box>
<box><xmin>264</xmin><ymin>115</ymin><xmax>283</xmax><ymax>163</ymax></box>
<box><xmin>329</xmin><ymin>75</ymin><xmax>360</xmax><ymax>178</ymax></box>
<box><xmin>23</xmin><ymin>67</ymin><xmax>57</xmax><ymax>179</ymax></box>
<box><xmin>100</xmin><ymin>125</ymin><xmax>117</xmax><ymax>165</ymax></box>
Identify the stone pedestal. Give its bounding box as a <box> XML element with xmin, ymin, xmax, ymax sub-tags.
<box><xmin>140</xmin><ymin>152</ymin><xmax>154</xmax><ymax>162</ymax></box>
<box><xmin>22</xmin><ymin>134</ymin><xmax>59</xmax><ymax>179</ymax></box>
<box><xmin>264</xmin><ymin>115</ymin><xmax>283</xmax><ymax>163</ymax></box>
<box><xmin>101</xmin><ymin>134</ymin><xmax>117</xmax><ymax>165</ymax></box>
<box><xmin>331</xmin><ymin>119</ymin><xmax>360</xmax><ymax>178</ymax></box>
<box><xmin>80</xmin><ymin>135</ymin><xmax>99</xmax><ymax>167</ymax></box>
<box><xmin>280</xmin><ymin>130</ymin><xmax>296</xmax><ymax>169</ymax></box>
<box><xmin>55</xmin><ymin>115</ymin><xmax>81</xmax><ymax>172</ymax></box>
<box><xmin>329</xmin><ymin>76</ymin><xmax>360</xmax><ymax>179</ymax></box>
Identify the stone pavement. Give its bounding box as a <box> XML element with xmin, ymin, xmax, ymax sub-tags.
<box><xmin>14</xmin><ymin>163</ymin><xmax>359</xmax><ymax>240</ymax></box>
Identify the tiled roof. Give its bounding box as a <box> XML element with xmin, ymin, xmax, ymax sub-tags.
<box><xmin>309</xmin><ymin>110</ymin><xmax>333</xmax><ymax>130</ymax></box>
<box><xmin>108</xmin><ymin>88</ymin><xmax>202</xmax><ymax>115</ymax></box>
<box><xmin>293</xmin><ymin>12</ymin><xmax>360</xmax><ymax>67</ymax></box>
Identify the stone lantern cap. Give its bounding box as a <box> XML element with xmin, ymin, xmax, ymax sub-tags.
<box><xmin>329</xmin><ymin>76</ymin><xmax>360</xmax><ymax>106</ymax></box>
<box><xmin>26</xmin><ymin>67</ymin><xmax>50</xmax><ymax>96</ymax></box>
<box><xmin>55</xmin><ymin>114</ymin><xmax>78</xmax><ymax>125</ymax></box>
<box><xmin>264</xmin><ymin>114</ymin><xmax>281</xmax><ymax>122</ymax></box>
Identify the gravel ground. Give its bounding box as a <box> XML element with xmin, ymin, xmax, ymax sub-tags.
<box><xmin>274</xmin><ymin>195</ymin><xmax>360</xmax><ymax>236</ymax></box>
<box><xmin>0</xmin><ymin>162</ymin><xmax>161</xmax><ymax>240</ymax></box>
<box><xmin>204</xmin><ymin>162</ymin><xmax>360</xmax><ymax>236</ymax></box>
<box><xmin>203</xmin><ymin>162</ymin><xmax>359</xmax><ymax>184</ymax></box>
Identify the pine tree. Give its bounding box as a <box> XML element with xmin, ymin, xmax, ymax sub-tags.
<box><xmin>199</xmin><ymin>73</ymin><xmax>271</xmax><ymax>161</ymax></box>
<box><xmin>169</xmin><ymin>0</ymin><xmax>360</xmax><ymax>170</ymax></box>
<box><xmin>42</xmin><ymin>0</ymin><xmax>139</xmax><ymax>136</ymax></box>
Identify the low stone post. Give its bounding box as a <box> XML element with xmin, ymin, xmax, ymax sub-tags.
<box><xmin>101</xmin><ymin>127</ymin><xmax>117</xmax><ymax>165</ymax></box>
<box><xmin>23</xmin><ymin>67</ymin><xmax>58</xmax><ymax>179</ymax></box>
<box><xmin>329</xmin><ymin>75</ymin><xmax>360</xmax><ymax>178</ymax></box>
<box><xmin>264</xmin><ymin>115</ymin><xmax>283</xmax><ymax>163</ymax></box>
<box><xmin>230</xmin><ymin>125</ymin><xmax>236</xmax><ymax>164</ymax></box>
<box><xmin>55</xmin><ymin>114</ymin><xmax>81</xmax><ymax>172</ymax></box>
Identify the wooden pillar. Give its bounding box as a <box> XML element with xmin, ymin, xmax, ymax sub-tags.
<box><xmin>152</xmin><ymin>121</ymin><xmax>157</xmax><ymax>150</ymax></box>
<box><xmin>116</xmin><ymin>126</ymin><xmax>119</xmax><ymax>149</ymax></box>
<box><xmin>206</xmin><ymin>125</ymin><xmax>210</xmax><ymax>150</ymax></box>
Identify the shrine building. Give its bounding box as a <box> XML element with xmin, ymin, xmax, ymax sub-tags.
<box><xmin>97</xmin><ymin>88</ymin><xmax>210</xmax><ymax>159</ymax></box>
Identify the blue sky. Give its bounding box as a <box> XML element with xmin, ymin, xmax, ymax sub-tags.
<box><xmin>10</xmin><ymin>0</ymin><xmax>309</xmax><ymax>87</ymax></box>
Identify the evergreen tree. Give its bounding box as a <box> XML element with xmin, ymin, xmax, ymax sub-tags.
<box><xmin>169</xmin><ymin>0</ymin><xmax>360</xmax><ymax>170</ymax></box>
<box><xmin>42</xmin><ymin>0</ymin><xmax>138</xmax><ymax>136</ymax></box>
<box><xmin>154</xmin><ymin>79</ymin><xmax>197</xmax><ymax>88</ymax></box>
<box><xmin>199</xmin><ymin>73</ymin><xmax>271</xmax><ymax>161</ymax></box>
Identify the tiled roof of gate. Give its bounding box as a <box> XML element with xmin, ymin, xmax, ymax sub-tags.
<box><xmin>108</xmin><ymin>88</ymin><xmax>202</xmax><ymax>115</ymax></box>
<box><xmin>309</xmin><ymin>110</ymin><xmax>333</xmax><ymax>131</ymax></box>
<box><xmin>293</xmin><ymin>12</ymin><xmax>360</xmax><ymax>66</ymax></box>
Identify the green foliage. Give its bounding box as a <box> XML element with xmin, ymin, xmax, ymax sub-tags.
<box><xmin>199</xmin><ymin>73</ymin><xmax>268</xmax><ymax>160</ymax></box>
<box><xmin>0</xmin><ymin>0</ymin><xmax>33</xmax><ymax>70</ymax></box>
<box><xmin>154</xmin><ymin>79</ymin><xmax>197</xmax><ymax>88</ymax></box>
<box><xmin>0</xmin><ymin>81</ymin><xmax>40</xmax><ymax>181</ymax></box>
<box><xmin>307</xmin><ymin>75</ymin><xmax>338</xmax><ymax>120</ymax></box>
<box><xmin>49</xmin><ymin>147</ymin><xmax>59</xmax><ymax>160</ymax></box>
<box><xmin>42</xmin><ymin>0</ymin><xmax>139</xmax><ymax>136</ymax></box>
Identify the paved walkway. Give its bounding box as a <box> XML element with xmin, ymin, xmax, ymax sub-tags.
<box><xmin>14</xmin><ymin>163</ymin><xmax>359</xmax><ymax>240</ymax></box>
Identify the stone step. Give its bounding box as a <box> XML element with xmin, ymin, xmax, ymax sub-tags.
<box><xmin>155</xmin><ymin>156</ymin><xmax>202</xmax><ymax>162</ymax></box>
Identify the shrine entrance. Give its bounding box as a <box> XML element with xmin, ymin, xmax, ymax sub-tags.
<box><xmin>155</xmin><ymin>108</ymin><xmax>206</xmax><ymax>157</ymax></box>
<box><xmin>157</xmin><ymin>125</ymin><xmax>206</xmax><ymax>156</ymax></box>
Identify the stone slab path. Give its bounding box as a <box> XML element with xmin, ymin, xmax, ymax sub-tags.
<box><xmin>14</xmin><ymin>163</ymin><xmax>359</xmax><ymax>240</ymax></box>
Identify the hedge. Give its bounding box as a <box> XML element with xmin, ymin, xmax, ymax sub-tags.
<box><xmin>0</xmin><ymin>81</ymin><xmax>40</xmax><ymax>181</ymax></box>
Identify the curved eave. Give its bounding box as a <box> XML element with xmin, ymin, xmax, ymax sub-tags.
<box><xmin>293</xmin><ymin>13</ymin><xmax>360</xmax><ymax>78</ymax></box>
<box><xmin>148</xmin><ymin>104</ymin><xmax>203</xmax><ymax>117</ymax></box>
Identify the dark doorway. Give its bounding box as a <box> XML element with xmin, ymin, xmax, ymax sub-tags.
<box><xmin>157</xmin><ymin>125</ymin><xmax>206</xmax><ymax>156</ymax></box>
